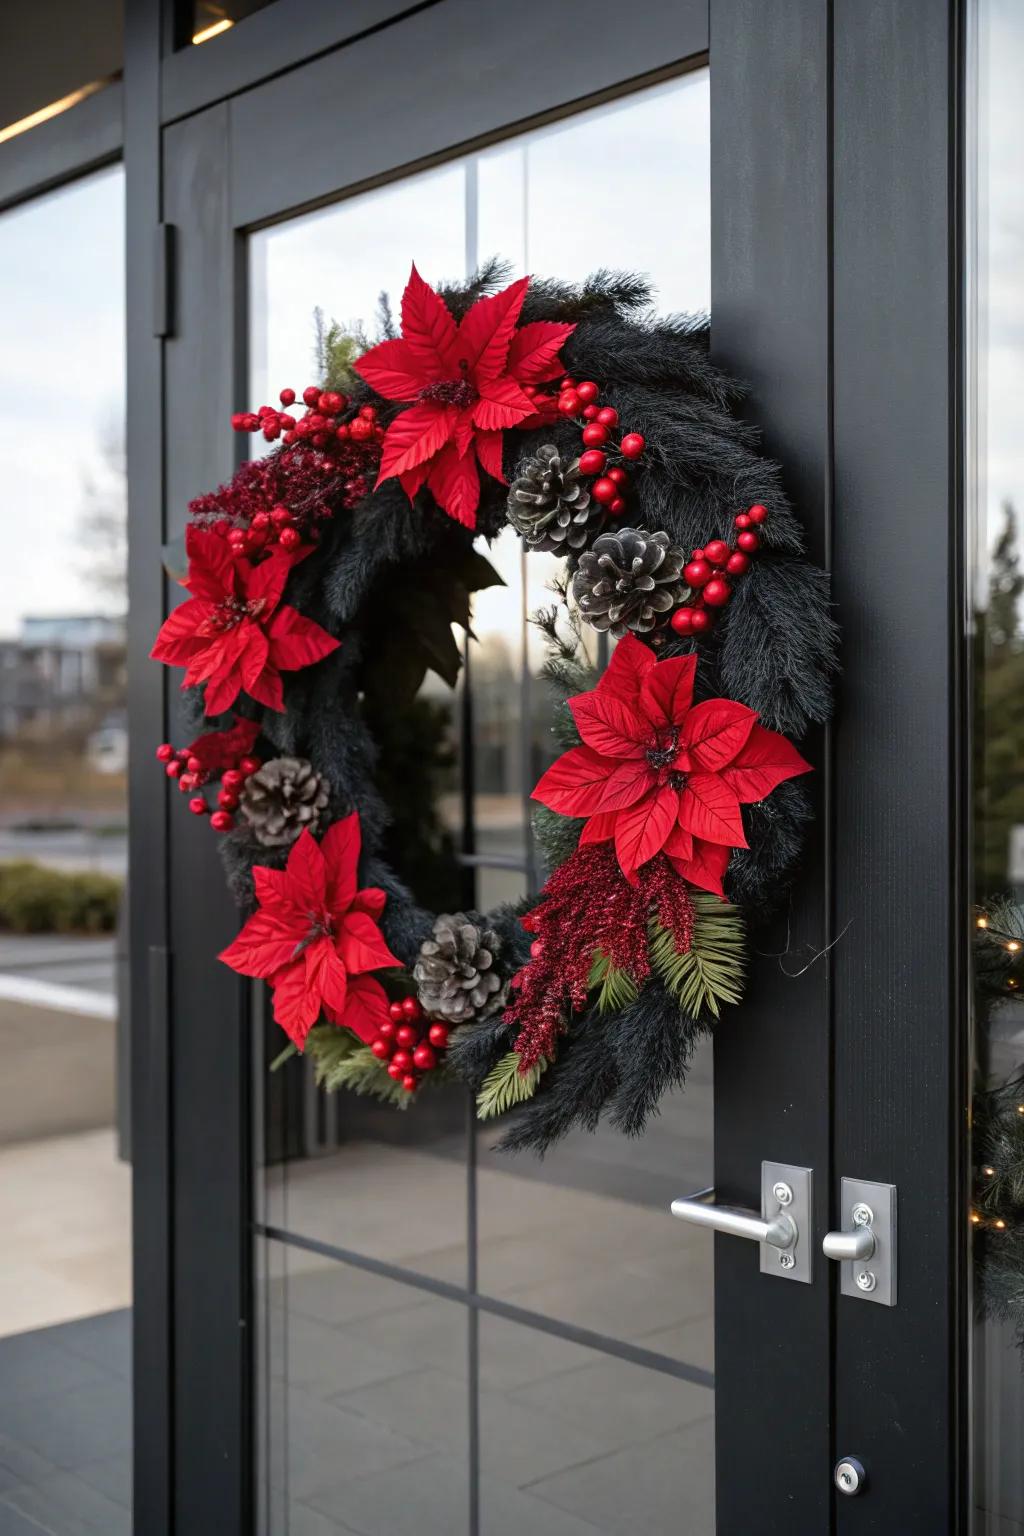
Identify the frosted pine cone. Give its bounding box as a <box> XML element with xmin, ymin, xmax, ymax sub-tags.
<box><xmin>414</xmin><ymin>913</ymin><xmax>507</xmax><ymax>1024</ymax></box>
<box><xmin>571</xmin><ymin>526</ymin><xmax>688</xmax><ymax>636</ymax></box>
<box><xmin>239</xmin><ymin>757</ymin><xmax>330</xmax><ymax>846</ymax></box>
<box><xmin>507</xmin><ymin>445</ymin><xmax>601</xmax><ymax>553</ymax></box>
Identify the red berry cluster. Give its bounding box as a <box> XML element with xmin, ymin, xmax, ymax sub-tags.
<box><xmin>669</xmin><ymin>503</ymin><xmax>768</xmax><ymax>637</ymax></box>
<box><xmin>556</xmin><ymin>376</ymin><xmax>646</xmax><ymax>520</ymax></box>
<box><xmin>154</xmin><ymin>741</ymin><xmax>261</xmax><ymax>834</ymax></box>
<box><xmin>369</xmin><ymin>997</ymin><xmax>449</xmax><ymax>1094</ymax></box>
<box><xmin>232</xmin><ymin>385</ymin><xmax>385</xmax><ymax>453</ymax></box>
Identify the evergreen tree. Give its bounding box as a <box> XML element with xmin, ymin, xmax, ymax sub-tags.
<box><xmin>975</xmin><ymin>500</ymin><xmax>1024</xmax><ymax>895</ymax></box>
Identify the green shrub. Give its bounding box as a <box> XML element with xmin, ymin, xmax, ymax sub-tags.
<box><xmin>0</xmin><ymin>861</ymin><xmax>122</xmax><ymax>934</ymax></box>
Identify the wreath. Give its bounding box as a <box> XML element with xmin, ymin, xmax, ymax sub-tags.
<box><xmin>151</xmin><ymin>263</ymin><xmax>837</xmax><ymax>1153</ymax></box>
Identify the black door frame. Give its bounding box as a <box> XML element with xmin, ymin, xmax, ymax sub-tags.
<box><xmin>117</xmin><ymin>1</ymin><xmax>970</xmax><ymax>1532</ymax></box>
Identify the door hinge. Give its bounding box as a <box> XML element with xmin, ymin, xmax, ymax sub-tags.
<box><xmin>154</xmin><ymin>223</ymin><xmax>176</xmax><ymax>339</ymax></box>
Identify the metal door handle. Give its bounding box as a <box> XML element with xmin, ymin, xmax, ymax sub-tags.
<box><xmin>669</xmin><ymin>1161</ymin><xmax>813</xmax><ymax>1283</ymax></box>
<box><xmin>822</xmin><ymin>1225</ymin><xmax>875</xmax><ymax>1262</ymax></box>
<box><xmin>671</xmin><ymin>1187</ymin><xmax>796</xmax><ymax>1250</ymax></box>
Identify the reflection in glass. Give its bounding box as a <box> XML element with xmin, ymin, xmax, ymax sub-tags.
<box><xmin>969</xmin><ymin>4</ymin><xmax>1024</xmax><ymax>1530</ymax></box>
<box><xmin>0</xmin><ymin>167</ymin><xmax>131</xmax><ymax>1529</ymax></box>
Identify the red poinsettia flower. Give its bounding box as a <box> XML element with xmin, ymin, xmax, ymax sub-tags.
<box><xmin>150</xmin><ymin>527</ymin><xmax>339</xmax><ymax>715</ymax></box>
<box><xmin>532</xmin><ymin>635</ymin><xmax>812</xmax><ymax>893</ymax></box>
<box><xmin>354</xmin><ymin>264</ymin><xmax>575</xmax><ymax>529</ymax></box>
<box><xmin>219</xmin><ymin>813</ymin><xmax>400</xmax><ymax>1050</ymax></box>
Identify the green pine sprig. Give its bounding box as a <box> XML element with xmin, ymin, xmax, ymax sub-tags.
<box><xmin>305</xmin><ymin>1023</ymin><xmax>409</xmax><ymax>1108</ymax></box>
<box><xmin>649</xmin><ymin>893</ymin><xmax>745</xmax><ymax>1019</ymax></box>
<box><xmin>476</xmin><ymin>1050</ymin><xmax>547</xmax><ymax>1120</ymax></box>
<box><xmin>588</xmin><ymin>949</ymin><xmax>640</xmax><ymax>1014</ymax></box>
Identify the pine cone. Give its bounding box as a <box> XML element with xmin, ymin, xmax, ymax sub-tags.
<box><xmin>507</xmin><ymin>445</ymin><xmax>602</xmax><ymax>553</ymax></box>
<box><xmin>239</xmin><ymin>757</ymin><xmax>331</xmax><ymax>846</ymax></box>
<box><xmin>571</xmin><ymin>527</ymin><xmax>688</xmax><ymax>636</ymax></box>
<box><xmin>414</xmin><ymin>913</ymin><xmax>507</xmax><ymax>1024</ymax></box>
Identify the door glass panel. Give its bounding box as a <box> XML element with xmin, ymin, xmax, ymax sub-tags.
<box><xmin>968</xmin><ymin>5</ymin><xmax>1024</xmax><ymax>1531</ymax></box>
<box><xmin>250</xmin><ymin>67</ymin><xmax>713</xmax><ymax>1535</ymax></box>
<box><xmin>0</xmin><ymin>167</ymin><xmax>131</xmax><ymax>1531</ymax></box>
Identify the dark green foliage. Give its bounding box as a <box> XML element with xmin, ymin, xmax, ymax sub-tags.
<box><xmin>649</xmin><ymin>896</ymin><xmax>744</xmax><ymax>1018</ymax></box>
<box><xmin>476</xmin><ymin>1050</ymin><xmax>547</xmax><ymax>1120</ymax></box>
<box><xmin>305</xmin><ymin>1023</ymin><xmax>409</xmax><ymax>1107</ymax></box>
<box><xmin>974</xmin><ymin>503</ymin><xmax>1024</xmax><ymax>895</ymax></box>
<box><xmin>0</xmin><ymin>861</ymin><xmax>122</xmax><ymax>934</ymax></box>
<box><xmin>588</xmin><ymin>951</ymin><xmax>640</xmax><ymax>1013</ymax></box>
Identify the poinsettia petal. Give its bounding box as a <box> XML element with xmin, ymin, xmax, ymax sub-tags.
<box><xmin>664</xmin><ymin>823</ymin><xmax>694</xmax><ymax>861</ymax></box>
<box><xmin>239</xmin><ymin>624</ymin><xmax>270</xmax><ymax>695</ymax></box>
<box><xmin>578</xmin><ymin>810</ymin><xmax>618</xmax><ymax>846</ymax></box>
<box><xmin>337</xmin><ymin>910</ymin><xmax>401</xmax><ymax>975</ymax></box>
<box><xmin>150</xmin><ymin>599</ymin><xmax>210</xmax><ymax>665</ymax></box>
<box><xmin>284</xmin><ymin>828</ymin><xmax>328</xmax><ymax>910</ymax></box>
<box><xmin>456</xmin><ymin>276</ymin><xmax>530</xmax><ymax>384</ymax></box>
<box><xmin>351</xmin><ymin>336</ymin><xmax>433</xmax><ymax>401</ymax></box>
<box><xmin>640</xmin><ymin>654</ymin><xmax>697</xmax><ymax>729</ymax></box>
<box><xmin>682</xmin><ymin>698</ymin><xmax>758</xmax><ymax>771</ymax></box>
<box><xmin>471</xmin><ymin>374</ymin><xmax>536</xmax><ymax>431</ymax></box>
<box><xmin>188</xmin><ymin>717</ymin><xmax>260</xmax><ymax>772</ymax></box>
<box><xmin>719</xmin><ymin>724</ymin><xmax>813</xmax><ymax>802</ymax></box>
<box><xmin>569</xmin><ymin>691</ymin><xmax>649</xmax><ymax>759</ymax></box>
<box><xmin>252</xmin><ymin>864</ymin><xmax>299</xmax><ymax>912</ymax></box>
<box><xmin>315</xmin><ymin>947</ymin><xmax>349</xmax><ymax>1022</ymax></box>
<box><xmin>677</xmin><ymin>772</ymin><xmax>747</xmax><ymax>848</ymax></box>
<box><xmin>377</xmin><ymin>401</ymin><xmax>456</xmax><ymax>482</ymax></box>
<box><xmin>243</xmin><ymin>663</ymin><xmax>284</xmax><ymax>713</ymax></box>
<box><xmin>320</xmin><ymin>812</ymin><xmax>361</xmax><ymax>914</ymax></box>
<box><xmin>613</xmin><ymin>783</ymin><xmax>678</xmax><ymax>881</ymax></box>
<box><xmin>427</xmin><ymin>441</ymin><xmax>480</xmax><ymax>529</ymax></box>
<box><xmin>399</xmin><ymin>461</ymin><xmax>432</xmax><ymax>501</ymax></box>
<box><xmin>532</xmin><ymin>745</ymin><xmax>651</xmax><ymax>818</ymax></box>
<box><xmin>201</xmin><ymin>662</ymin><xmax>244</xmax><ymax>717</ymax></box>
<box><xmin>668</xmin><ymin>839</ymin><xmax>730</xmax><ymax>897</ymax></box>
<box><xmin>219</xmin><ymin>909</ymin><xmax>304</xmax><ymax>979</ymax></box>
<box><xmin>397</xmin><ymin>263</ymin><xmax>460</xmax><ymax>378</ymax></box>
<box><xmin>270</xmin><ymin>960</ymin><xmax>321</xmax><ymax>1049</ymax></box>
<box><xmin>333</xmin><ymin>974</ymin><xmax>392</xmax><ymax>1044</ymax></box>
<box><xmin>597</xmin><ymin>632</ymin><xmax>656</xmax><ymax>706</ymax></box>
<box><xmin>504</xmin><ymin>319</ymin><xmax>576</xmax><ymax>383</ymax></box>
<box><xmin>351</xmin><ymin>886</ymin><xmax>387</xmax><ymax>919</ymax></box>
<box><xmin>245</xmin><ymin>549</ymin><xmax>293</xmax><ymax>613</ymax></box>
<box><xmin>475</xmin><ymin>429</ymin><xmax>504</xmax><ymax>484</ymax></box>
<box><xmin>266</xmin><ymin>606</ymin><xmax>340</xmax><ymax>672</ymax></box>
<box><xmin>184</xmin><ymin>526</ymin><xmax>238</xmax><ymax>600</ymax></box>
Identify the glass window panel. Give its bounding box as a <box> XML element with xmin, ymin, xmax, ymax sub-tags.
<box><xmin>969</xmin><ymin>4</ymin><xmax>1024</xmax><ymax>1531</ymax></box>
<box><xmin>0</xmin><ymin>166</ymin><xmax>130</xmax><ymax>1528</ymax></box>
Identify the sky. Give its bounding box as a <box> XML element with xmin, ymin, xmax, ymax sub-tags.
<box><xmin>0</xmin><ymin>164</ymin><xmax>125</xmax><ymax>638</ymax></box>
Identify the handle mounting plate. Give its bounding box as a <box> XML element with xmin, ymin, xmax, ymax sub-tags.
<box><xmin>836</xmin><ymin>1177</ymin><xmax>897</xmax><ymax>1307</ymax></box>
<box><xmin>759</xmin><ymin>1161</ymin><xmax>814</xmax><ymax>1284</ymax></box>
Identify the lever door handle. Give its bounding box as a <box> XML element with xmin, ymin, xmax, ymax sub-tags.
<box><xmin>671</xmin><ymin>1187</ymin><xmax>796</xmax><ymax>1250</ymax></box>
<box><xmin>669</xmin><ymin>1162</ymin><xmax>813</xmax><ymax>1283</ymax></box>
<box><xmin>821</xmin><ymin>1179</ymin><xmax>897</xmax><ymax>1306</ymax></box>
<box><xmin>822</xmin><ymin>1225</ymin><xmax>875</xmax><ymax>1262</ymax></box>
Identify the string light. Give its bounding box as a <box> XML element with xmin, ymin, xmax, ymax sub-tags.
<box><xmin>192</xmin><ymin>17</ymin><xmax>234</xmax><ymax>44</ymax></box>
<box><xmin>983</xmin><ymin>1166</ymin><xmax>996</xmax><ymax>1176</ymax></box>
<box><xmin>977</xmin><ymin>916</ymin><xmax>989</xmax><ymax>929</ymax></box>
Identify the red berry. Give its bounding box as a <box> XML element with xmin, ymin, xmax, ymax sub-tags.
<box><xmin>737</xmin><ymin>530</ymin><xmax>760</xmax><ymax>553</ymax></box>
<box><xmin>582</xmin><ymin>423</ymin><xmax>608</xmax><ymax>447</ymax></box>
<box><xmin>217</xmin><ymin>791</ymin><xmax>239</xmax><ymax>811</ymax></box>
<box><xmin>395</xmin><ymin>1024</ymin><xmax>418</xmax><ymax>1049</ymax></box>
<box><xmin>279</xmin><ymin>387</ymin><xmax>296</xmax><ymax>406</ymax></box>
<box><xmin>278</xmin><ymin>527</ymin><xmax>301</xmax><ymax>551</ymax></box>
<box><xmin>578</xmin><ymin>449</ymin><xmax>607</xmax><ymax>475</ymax></box>
<box><xmin>582</xmin><ymin>404</ymin><xmax>599</xmax><ymax>421</ymax></box>
<box><xmin>270</xmin><ymin>505</ymin><xmax>291</xmax><ymax>527</ymax></box>
<box><xmin>561</xmin><ymin>376</ymin><xmax>577</xmax><ymax>389</ymax></box>
<box><xmin>748</xmin><ymin>503</ymin><xmax>768</xmax><ymax>524</ymax></box>
<box><xmin>221</xmin><ymin>769</ymin><xmax>244</xmax><ymax>792</ymax></box>
<box><xmin>319</xmin><ymin>391</ymin><xmax>342</xmax><ymax>414</ymax></box>
<box><xmin>609</xmin><ymin>496</ymin><xmax>627</xmax><ymax>516</ymax></box>
<box><xmin>591</xmin><ymin>477</ymin><xmax>618</xmax><ymax>506</ymax></box>
<box><xmin>529</xmin><ymin>939</ymin><xmax>545</xmax><ymax>959</ymax></box>
<box><xmin>703</xmin><ymin>577</ymin><xmax>732</xmax><ymax>608</ymax></box>
<box><xmin>670</xmin><ymin>608</ymin><xmax>695</xmax><ymax>635</ymax></box>
<box><xmin>349</xmin><ymin>417</ymin><xmax>373</xmax><ymax>441</ymax></box>
<box><xmin>726</xmin><ymin>552</ymin><xmax>750</xmax><ymax>576</ymax></box>
<box><xmin>684</xmin><ymin>559</ymin><xmax>712</xmax><ymax>588</ymax></box>
<box><xmin>239</xmin><ymin>756</ymin><xmax>261</xmax><ymax>776</ymax></box>
<box><xmin>379</xmin><ymin>1019</ymin><xmax>396</xmax><ymax>1040</ymax></box>
<box><xmin>401</xmin><ymin>996</ymin><xmax>422</xmax><ymax>1020</ymax></box>
<box><xmin>251</xmin><ymin>512</ymin><xmax>271</xmax><ymax>533</ymax></box>
<box><xmin>391</xmin><ymin>1049</ymin><xmax>412</xmax><ymax>1073</ymax></box>
<box><xmin>734</xmin><ymin>512</ymin><xmax>752</xmax><ymax>530</ymax></box>
<box><xmin>619</xmin><ymin>433</ymin><xmax>645</xmax><ymax>459</ymax></box>
<box><xmin>156</xmin><ymin>743</ymin><xmax>175</xmax><ymax>762</ymax></box>
<box><xmin>412</xmin><ymin>1043</ymin><xmax>436</xmax><ymax>1071</ymax></box>
<box><xmin>704</xmin><ymin>539</ymin><xmax>730</xmax><ymax>566</ymax></box>
<box><xmin>607</xmin><ymin>467</ymin><xmax>628</xmax><ymax>486</ymax></box>
<box><xmin>358</xmin><ymin>404</ymin><xmax>376</xmax><ymax>420</ymax></box>
<box><xmin>576</xmin><ymin>381</ymin><xmax>599</xmax><ymax>404</ymax></box>
<box><xmin>558</xmin><ymin>391</ymin><xmax>581</xmax><ymax>415</ymax></box>
<box><xmin>690</xmin><ymin>608</ymin><xmax>712</xmax><ymax>633</ymax></box>
<box><xmin>262</xmin><ymin>421</ymin><xmax>281</xmax><ymax>441</ymax></box>
<box><xmin>311</xmin><ymin>432</ymin><xmax>328</xmax><ymax>448</ymax></box>
<box><xmin>388</xmin><ymin>1002</ymin><xmax>404</xmax><ymax>1022</ymax></box>
<box><xmin>189</xmin><ymin>796</ymin><xmax>208</xmax><ymax>815</ymax></box>
<box><xmin>428</xmin><ymin>1023</ymin><xmax>449</xmax><ymax>1049</ymax></box>
<box><xmin>210</xmin><ymin>810</ymin><xmax>234</xmax><ymax>832</ymax></box>
<box><xmin>402</xmin><ymin>1074</ymin><xmax>418</xmax><ymax>1093</ymax></box>
<box><xmin>335</xmin><ymin>422</ymin><xmax>350</xmax><ymax>440</ymax></box>
<box><xmin>370</xmin><ymin>1037</ymin><xmax>391</xmax><ymax>1060</ymax></box>
<box><xmin>302</xmin><ymin>385</ymin><xmax>320</xmax><ymax>407</ymax></box>
<box><xmin>387</xmin><ymin>1061</ymin><xmax>404</xmax><ymax>1080</ymax></box>
<box><xmin>596</xmin><ymin>406</ymin><xmax>619</xmax><ymax>427</ymax></box>
<box><xmin>184</xmin><ymin>756</ymin><xmax>200</xmax><ymax>775</ymax></box>
<box><xmin>231</xmin><ymin>412</ymin><xmax>246</xmax><ymax>432</ymax></box>
<box><xmin>166</xmin><ymin>760</ymin><xmax>182</xmax><ymax>779</ymax></box>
